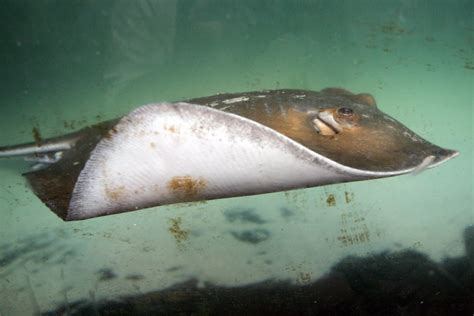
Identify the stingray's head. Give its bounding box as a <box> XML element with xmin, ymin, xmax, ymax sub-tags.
<box><xmin>299</xmin><ymin>88</ymin><xmax>459</xmax><ymax>173</ymax></box>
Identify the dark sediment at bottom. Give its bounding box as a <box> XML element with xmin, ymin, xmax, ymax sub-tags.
<box><xmin>44</xmin><ymin>227</ymin><xmax>474</xmax><ymax>316</ymax></box>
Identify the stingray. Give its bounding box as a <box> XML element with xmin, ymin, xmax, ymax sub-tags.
<box><xmin>0</xmin><ymin>88</ymin><xmax>458</xmax><ymax>221</ymax></box>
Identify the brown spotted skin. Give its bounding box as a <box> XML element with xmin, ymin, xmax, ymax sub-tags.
<box><xmin>188</xmin><ymin>89</ymin><xmax>453</xmax><ymax>172</ymax></box>
<box><xmin>167</xmin><ymin>176</ymin><xmax>207</xmax><ymax>201</ymax></box>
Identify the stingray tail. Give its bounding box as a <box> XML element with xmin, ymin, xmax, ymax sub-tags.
<box><xmin>0</xmin><ymin>133</ymin><xmax>84</xmax><ymax>171</ymax></box>
<box><xmin>0</xmin><ymin>138</ymin><xmax>76</xmax><ymax>158</ymax></box>
<box><xmin>19</xmin><ymin>121</ymin><xmax>119</xmax><ymax>220</ymax></box>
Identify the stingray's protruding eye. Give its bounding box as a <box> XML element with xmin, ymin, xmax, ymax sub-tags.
<box><xmin>337</xmin><ymin>107</ymin><xmax>354</xmax><ymax>116</ymax></box>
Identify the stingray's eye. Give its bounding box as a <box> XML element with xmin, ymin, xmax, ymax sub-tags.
<box><xmin>337</xmin><ymin>107</ymin><xmax>354</xmax><ymax>116</ymax></box>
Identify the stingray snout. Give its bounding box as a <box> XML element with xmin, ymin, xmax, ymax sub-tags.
<box><xmin>428</xmin><ymin>148</ymin><xmax>460</xmax><ymax>169</ymax></box>
<box><xmin>412</xmin><ymin>148</ymin><xmax>459</xmax><ymax>175</ymax></box>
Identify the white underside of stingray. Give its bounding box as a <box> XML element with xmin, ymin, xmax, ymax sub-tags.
<box><xmin>66</xmin><ymin>102</ymin><xmax>423</xmax><ymax>220</ymax></box>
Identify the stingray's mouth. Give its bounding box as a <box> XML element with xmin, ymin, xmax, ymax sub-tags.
<box><xmin>312</xmin><ymin>111</ymin><xmax>342</xmax><ymax>136</ymax></box>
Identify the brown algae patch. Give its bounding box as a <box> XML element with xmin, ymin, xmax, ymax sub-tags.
<box><xmin>337</xmin><ymin>212</ymin><xmax>370</xmax><ymax>247</ymax></box>
<box><xmin>326</xmin><ymin>194</ymin><xmax>336</xmax><ymax>207</ymax></box>
<box><xmin>104</xmin><ymin>126</ymin><xmax>118</xmax><ymax>140</ymax></box>
<box><xmin>164</xmin><ymin>125</ymin><xmax>179</xmax><ymax>133</ymax></box>
<box><xmin>105</xmin><ymin>185</ymin><xmax>126</xmax><ymax>201</ymax></box>
<box><xmin>32</xmin><ymin>127</ymin><xmax>42</xmax><ymax>146</ymax></box>
<box><xmin>168</xmin><ymin>217</ymin><xmax>189</xmax><ymax>243</ymax></box>
<box><xmin>338</xmin><ymin>230</ymin><xmax>370</xmax><ymax>247</ymax></box>
<box><xmin>167</xmin><ymin>176</ymin><xmax>206</xmax><ymax>200</ymax></box>
<box><xmin>345</xmin><ymin>191</ymin><xmax>354</xmax><ymax>203</ymax></box>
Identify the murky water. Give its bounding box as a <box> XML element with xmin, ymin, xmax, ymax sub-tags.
<box><xmin>0</xmin><ymin>1</ymin><xmax>472</xmax><ymax>314</ymax></box>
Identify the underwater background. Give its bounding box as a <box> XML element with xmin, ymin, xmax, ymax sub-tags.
<box><xmin>0</xmin><ymin>0</ymin><xmax>472</xmax><ymax>314</ymax></box>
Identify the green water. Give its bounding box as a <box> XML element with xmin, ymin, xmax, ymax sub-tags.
<box><xmin>0</xmin><ymin>0</ymin><xmax>472</xmax><ymax>314</ymax></box>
